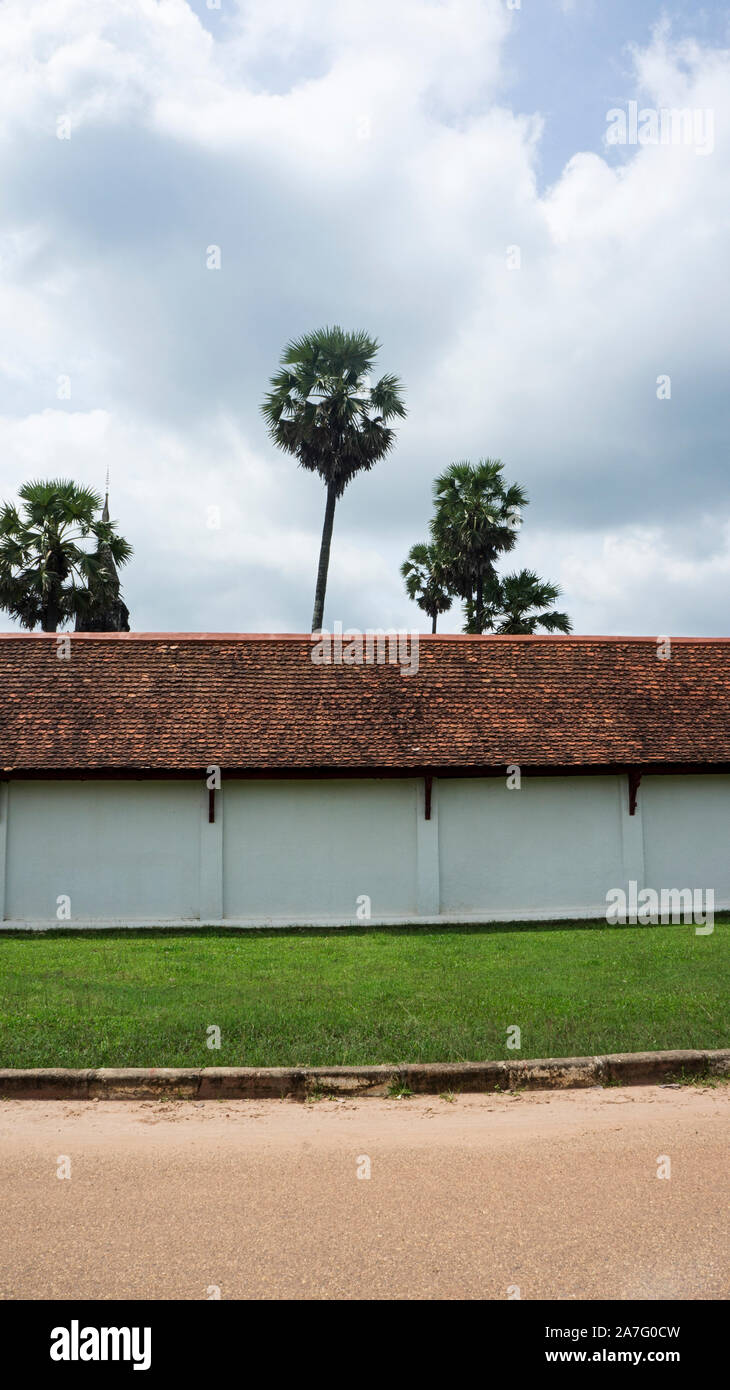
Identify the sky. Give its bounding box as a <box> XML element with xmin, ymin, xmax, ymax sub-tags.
<box><xmin>0</xmin><ymin>0</ymin><xmax>729</xmax><ymax>636</ymax></box>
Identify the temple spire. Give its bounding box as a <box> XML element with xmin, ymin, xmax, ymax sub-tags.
<box><xmin>74</xmin><ymin>470</ymin><xmax>130</xmax><ymax>632</ymax></box>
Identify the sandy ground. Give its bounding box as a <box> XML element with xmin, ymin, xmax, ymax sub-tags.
<box><xmin>0</xmin><ymin>1083</ymin><xmax>728</xmax><ymax>1301</ymax></box>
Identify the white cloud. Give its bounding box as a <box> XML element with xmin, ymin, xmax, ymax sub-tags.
<box><xmin>0</xmin><ymin>2</ymin><xmax>728</xmax><ymax>635</ymax></box>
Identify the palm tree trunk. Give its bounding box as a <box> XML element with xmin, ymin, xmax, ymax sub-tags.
<box><xmin>431</xmin><ymin>612</ymin><xmax>437</xmax><ymax>634</ymax></box>
<box><xmin>42</xmin><ymin>585</ymin><xmax>62</xmax><ymax>632</ymax></box>
<box><xmin>41</xmin><ymin>549</ymin><xmax>64</xmax><ymax>632</ymax></box>
<box><xmin>475</xmin><ymin>575</ymin><xmax>484</xmax><ymax>634</ymax></box>
<box><xmin>311</xmin><ymin>481</ymin><xmax>337</xmax><ymax>632</ymax></box>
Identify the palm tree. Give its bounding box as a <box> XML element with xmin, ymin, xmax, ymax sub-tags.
<box><xmin>482</xmin><ymin>570</ymin><xmax>572</xmax><ymax>635</ymax></box>
<box><xmin>430</xmin><ymin>459</ymin><xmax>526</xmax><ymax>634</ymax></box>
<box><xmin>262</xmin><ymin>326</ymin><xmax>406</xmax><ymax>631</ymax></box>
<box><xmin>0</xmin><ymin>479</ymin><xmax>132</xmax><ymax>632</ymax></box>
<box><xmin>401</xmin><ymin>542</ymin><xmax>453</xmax><ymax>632</ymax></box>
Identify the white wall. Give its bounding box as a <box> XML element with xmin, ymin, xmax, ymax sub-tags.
<box><xmin>642</xmin><ymin>774</ymin><xmax>730</xmax><ymax>900</ymax></box>
<box><xmin>3</xmin><ymin>780</ymin><xmax>200</xmax><ymax>923</ymax></box>
<box><xmin>222</xmin><ymin>778</ymin><xmax>418</xmax><ymax>921</ymax></box>
<box><xmin>437</xmin><ymin>775</ymin><xmax>625</xmax><ymax>919</ymax></box>
<box><xmin>0</xmin><ymin>772</ymin><xmax>728</xmax><ymax>927</ymax></box>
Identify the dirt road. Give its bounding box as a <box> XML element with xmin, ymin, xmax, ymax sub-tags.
<box><xmin>1</xmin><ymin>1084</ymin><xmax>727</xmax><ymax>1300</ymax></box>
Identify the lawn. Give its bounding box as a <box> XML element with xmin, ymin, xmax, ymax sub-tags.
<box><xmin>0</xmin><ymin>919</ymin><xmax>727</xmax><ymax>1069</ymax></box>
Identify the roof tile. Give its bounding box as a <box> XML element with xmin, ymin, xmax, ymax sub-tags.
<box><xmin>0</xmin><ymin>632</ymin><xmax>728</xmax><ymax>773</ymax></box>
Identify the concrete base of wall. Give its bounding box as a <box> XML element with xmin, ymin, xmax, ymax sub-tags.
<box><xmin>2</xmin><ymin>902</ymin><xmax>728</xmax><ymax>931</ymax></box>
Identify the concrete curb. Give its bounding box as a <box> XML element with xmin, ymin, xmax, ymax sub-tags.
<box><xmin>0</xmin><ymin>1049</ymin><xmax>728</xmax><ymax>1100</ymax></box>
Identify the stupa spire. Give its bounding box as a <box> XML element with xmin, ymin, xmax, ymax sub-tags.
<box><xmin>74</xmin><ymin>468</ymin><xmax>130</xmax><ymax>632</ymax></box>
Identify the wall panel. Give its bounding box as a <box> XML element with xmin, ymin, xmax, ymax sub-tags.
<box><xmin>4</xmin><ymin>780</ymin><xmax>200</xmax><ymax>922</ymax></box>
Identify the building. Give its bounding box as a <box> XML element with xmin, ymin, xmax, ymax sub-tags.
<box><xmin>74</xmin><ymin>488</ymin><xmax>130</xmax><ymax>633</ymax></box>
<box><xmin>0</xmin><ymin>632</ymin><xmax>728</xmax><ymax>928</ymax></box>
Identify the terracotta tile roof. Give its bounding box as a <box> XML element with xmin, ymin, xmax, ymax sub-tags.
<box><xmin>1</xmin><ymin>632</ymin><xmax>729</xmax><ymax>775</ymax></box>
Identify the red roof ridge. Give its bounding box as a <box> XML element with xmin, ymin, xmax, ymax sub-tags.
<box><xmin>0</xmin><ymin>631</ymin><xmax>728</xmax><ymax>643</ymax></box>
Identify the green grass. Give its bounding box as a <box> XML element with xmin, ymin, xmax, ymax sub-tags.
<box><xmin>0</xmin><ymin>919</ymin><xmax>728</xmax><ymax>1069</ymax></box>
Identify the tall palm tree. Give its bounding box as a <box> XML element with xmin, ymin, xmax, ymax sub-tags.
<box><xmin>483</xmin><ymin>569</ymin><xmax>572</xmax><ymax>635</ymax></box>
<box><xmin>430</xmin><ymin>459</ymin><xmax>525</xmax><ymax>634</ymax></box>
<box><xmin>0</xmin><ymin>479</ymin><xmax>132</xmax><ymax>632</ymax></box>
<box><xmin>401</xmin><ymin>541</ymin><xmax>453</xmax><ymax>632</ymax></box>
<box><xmin>262</xmin><ymin>326</ymin><xmax>406</xmax><ymax>631</ymax></box>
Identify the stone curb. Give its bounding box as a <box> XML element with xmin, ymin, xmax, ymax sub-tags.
<box><xmin>0</xmin><ymin>1050</ymin><xmax>728</xmax><ymax>1100</ymax></box>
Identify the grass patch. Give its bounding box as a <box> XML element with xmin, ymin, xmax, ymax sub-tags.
<box><xmin>387</xmin><ymin>1077</ymin><xmax>413</xmax><ymax>1098</ymax></box>
<box><xmin>670</xmin><ymin>1069</ymin><xmax>730</xmax><ymax>1089</ymax></box>
<box><xmin>0</xmin><ymin>919</ymin><xmax>727</xmax><ymax>1068</ymax></box>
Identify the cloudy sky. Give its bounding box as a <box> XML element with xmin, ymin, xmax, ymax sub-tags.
<box><xmin>1</xmin><ymin>0</ymin><xmax>728</xmax><ymax>635</ymax></box>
